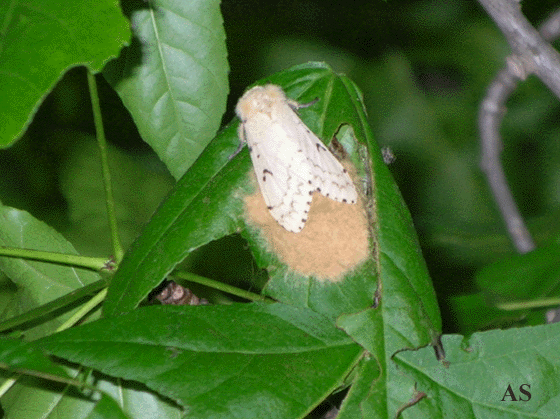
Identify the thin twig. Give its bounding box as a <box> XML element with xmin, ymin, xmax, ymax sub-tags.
<box><xmin>478</xmin><ymin>3</ymin><xmax>560</xmax><ymax>253</ymax></box>
<box><xmin>478</xmin><ymin>0</ymin><xmax>560</xmax><ymax>96</ymax></box>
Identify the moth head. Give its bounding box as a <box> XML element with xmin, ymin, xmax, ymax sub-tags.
<box><xmin>236</xmin><ymin>84</ymin><xmax>288</xmax><ymax>120</ymax></box>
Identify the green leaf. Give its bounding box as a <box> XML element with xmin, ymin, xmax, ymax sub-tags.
<box><xmin>1</xmin><ymin>362</ymin><xmax>182</xmax><ymax>419</ymax></box>
<box><xmin>450</xmin><ymin>237</ymin><xmax>560</xmax><ymax>332</ymax></box>
<box><xmin>95</xmin><ymin>382</ymin><xmax>183</xmax><ymax>419</ymax></box>
<box><xmin>394</xmin><ymin>324</ymin><xmax>560</xmax><ymax>418</ymax></box>
<box><xmin>476</xmin><ymin>237</ymin><xmax>560</xmax><ymax>302</ymax></box>
<box><xmin>0</xmin><ymin>206</ymin><xmax>100</xmax><ymax>339</ymax></box>
<box><xmin>0</xmin><ymin>335</ymin><xmax>68</xmax><ymax>378</ymax></box>
<box><xmin>336</xmin><ymin>341</ymin><xmax>383</xmax><ymax>418</ymax></box>
<box><xmin>85</xmin><ymin>395</ymin><xmax>132</xmax><ymax>419</ymax></box>
<box><xmin>0</xmin><ymin>0</ymin><xmax>130</xmax><ymax>146</ymax></box>
<box><xmin>0</xmin><ymin>206</ymin><xmax>182</xmax><ymax>418</ymax></box>
<box><xmin>103</xmin><ymin>121</ymin><xmax>245</xmax><ymax>316</ymax></box>
<box><xmin>447</xmin><ymin>293</ymin><xmax>522</xmax><ymax>334</ymax></box>
<box><xmin>103</xmin><ymin>0</ymin><xmax>229</xmax><ymax>179</ymax></box>
<box><xmin>39</xmin><ymin>303</ymin><xmax>363</xmax><ymax>419</ymax></box>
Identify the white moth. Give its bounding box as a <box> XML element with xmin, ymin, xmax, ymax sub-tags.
<box><xmin>236</xmin><ymin>84</ymin><xmax>358</xmax><ymax>233</ymax></box>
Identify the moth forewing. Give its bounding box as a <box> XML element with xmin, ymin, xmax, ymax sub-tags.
<box><xmin>236</xmin><ymin>84</ymin><xmax>357</xmax><ymax>233</ymax></box>
<box><xmin>301</xmin><ymin>134</ymin><xmax>358</xmax><ymax>204</ymax></box>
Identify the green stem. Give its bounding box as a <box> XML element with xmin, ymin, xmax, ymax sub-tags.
<box><xmin>175</xmin><ymin>271</ymin><xmax>274</xmax><ymax>303</ymax></box>
<box><xmin>0</xmin><ymin>367</ymin><xmax>99</xmax><ymax>397</ymax></box>
<box><xmin>0</xmin><ymin>247</ymin><xmax>107</xmax><ymax>271</ymax></box>
<box><xmin>56</xmin><ymin>288</ymin><xmax>108</xmax><ymax>332</ymax></box>
<box><xmin>497</xmin><ymin>298</ymin><xmax>560</xmax><ymax>311</ymax></box>
<box><xmin>87</xmin><ymin>71</ymin><xmax>124</xmax><ymax>263</ymax></box>
<box><xmin>0</xmin><ymin>375</ymin><xmax>18</xmax><ymax>398</ymax></box>
<box><xmin>0</xmin><ymin>279</ymin><xmax>108</xmax><ymax>333</ymax></box>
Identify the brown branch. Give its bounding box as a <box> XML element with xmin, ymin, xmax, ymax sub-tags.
<box><xmin>478</xmin><ymin>2</ymin><xmax>560</xmax><ymax>253</ymax></box>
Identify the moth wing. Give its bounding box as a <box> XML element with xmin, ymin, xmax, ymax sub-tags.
<box><xmin>246</xmin><ymin>121</ymin><xmax>316</xmax><ymax>233</ymax></box>
<box><xmin>291</xmin><ymin>119</ymin><xmax>358</xmax><ymax>204</ymax></box>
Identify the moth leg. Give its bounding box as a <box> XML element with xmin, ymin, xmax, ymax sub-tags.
<box><xmin>288</xmin><ymin>97</ymin><xmax>319</xmax><ymax>111</ymax></box>
<box><xmin>229</xmin><ymin>123</ymin><xmax>247</xmax><ymax>160</ymax></box>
